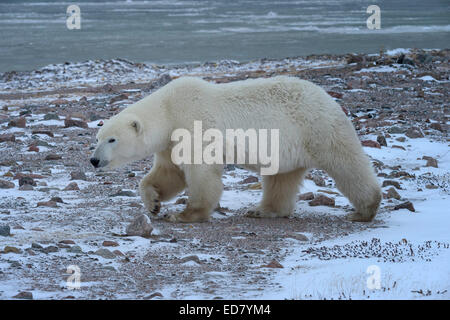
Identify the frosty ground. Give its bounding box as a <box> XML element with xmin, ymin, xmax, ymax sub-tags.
<box><xmin>0</xmin><ymin>48</ymin><xmax>448</xmax><ymax>299</ymax></box>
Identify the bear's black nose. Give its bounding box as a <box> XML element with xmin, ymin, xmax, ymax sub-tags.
<box><xmin>90</xmin><ymin>158</ymin><xmax>100</xmax><ymax>168</ymax></box>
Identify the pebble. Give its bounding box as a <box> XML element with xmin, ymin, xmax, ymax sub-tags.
<box><xmin>377</xmin><ymin>135</ymin><xmax>387</xmax><ymax>147</ymax></box>
<box><xmin>385</xmin><ymin>187</ymin><xmax>401</xmax><ymax>200</ymax></box>
<box><xmin>261</xmin><ymin>259</ymin><xmax>284</xmax><ymax>268</ymax></box>
<box><xmin>102</xmin><ymin>240</ymin><xmax>119</xmax><ymax>247</ymax></box>
<box><xmin>110</xmin><ymin>190</ymin><xmax>135</xmax><ymax>197</ymax></box>
<box><xmin>394</xmin><ymin>201</ymin><xmax>415</xmax><ymax>212</ymax></box>
<box><xmin>37</xmin><ymin>201</ymin><xmax>58</xmax><ymax>208</ymax></box>
<box><xmin>19</xmin><ymin>176</ymin><xmax>35</xmax><ymax>186</ymax></box>
<box><xmin>64</xmin><ymin>118</ymin><xmax>88</xmax><ymax>129</ymax></box>
<box><xmin>45</xmin><ymin>154</ymin><xmax>62</xmax><ymax>161</ymax></box>
<box><xmin>94</xmin><ymin>248</ymin><xmax>116</xmax><ymax>259</ymax></box>
<box><xmin>382</xmin><ymin>180</ymin><xmax>401</xmax><ymax>189</ymax></box>
<box><xmin>299</xmin><ymin>192</ymin><xmax>314</xmax><ymax>201</ymax></box>
<box><xmin>0</xmin><ymin>134</ymin><xmax>16</xmax><ymax>143</ymax></box>
<box><xmin>13</xmin><ymin>291</ymin><xmax>33</xmax><ymax>300</ymax></box>
<box><xmin>4</xmin><ymin>246</ymin><xmax>22</xmax><ymax>254</ymax></box>
<box><xmin>70</xmin><ymin>171</ymin><xmax>87</xmax><ymax>180</ymax></box>
<box><xmin>126</xmin><ymin>214</ymin><xmax>153</xmax><ymax>238</ymax></box>
<box><xmin>8</xmin><ymin>117</ymin><xmax>26</xmax><ymax>128</ymax></box>
<box><xmin>179</xmin><ymin>255</ymin><xmax>202</xmax><ymax>264</ymax></box>
<box><xmin>423</xmin><ymin>156</ymin><xmax>438</xmax><ymax>168</ymax></box>
<box><xmin>308</xmin><ymin>194</ymin><xmax>335</xmax><ymax>207</ymax></box>
<box><xmin>64</xmin><ymin>182</ymin><xmax>80</xmax><ymax>191</ymax></box>
<box><xmin>19</xmin><ymin>184</ymin><xmax>34</xmax><ymax>191</ymax></box>
<box><xmin>405</xmin><ymin>127</ymin><xmax>424</xmax><ymax>139</ymax></box>
<box><xmin>68</xmin><ymin>245</ymin><xmax>83</xmax><ymax>254</ymax></box>
<box><xmin>240</xmin><ymin>176</ymin><xmax>258</xmax><ymax>184</ymax></box>
<box><xmin>313</xmin><ymin>175</ymin><xmax>326</xmax><ymax>187</ymax></box>
<box><xmin>361</xmin><ymin>140</ymin><xmax>381</xmax><ymax>148</ymax></box>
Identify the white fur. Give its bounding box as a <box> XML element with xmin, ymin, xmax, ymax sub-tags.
<box><xmin>92</xmin><ymin>76</ymin><xmax>381</xmax><ymax>222</ymax></box>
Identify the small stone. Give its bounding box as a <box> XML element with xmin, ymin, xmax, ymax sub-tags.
<box><xmin>430</xmin><ymin>123</ymin><xmax>443</xmax><ymax>132</ymax></box>
<box><xmin>37</xmin><ymin>201</ymin><xmax>58</xmax><ymax>208</ymax></box>
<box><xmin>394</xmin><ymin>201</ymin><xmax>415</xmax><ymax>212</ymax></box>
<box><xmin>361</xmin><ymin>140</ymin><xmax>381</xmax><ymax>148</ymax></box>
<box><xmin>31</xmin><ymin>242</ymin><xmax>43</xmax><ymax>250</ymax></box>
<box><xmin>327</xmin><ymin>91</ymin><xmax>343</xmax><ymax>99</ymax></box>
<box><xmin>19</xmin><ymin>184</ymin><xmax>34</xmax><ymax>191</ymax></box>
<box><xmin>19</xmin><ymin>176</ymin><xmax>35</xmax><ymax>186</ymax></box>
<box><xmin>386</xmin><ymin>187</ymin><xmax>401</xmax><ymax>200</ymax></box>
<box><xmin>41</xmin><ymin>245</ymin><xmax>59</xmax><ymax>254</ymax></box>
<box><xmin>395</xmin><ymin>137</ymin><xmax>406</xmax><ymax>142</ymax></box>
<box><xmin>388</xmin><ymin>126</ymin><xmax>405</xmax><ymax>134</ymax></box>
<box><xmin>8</xmin><ymin>117</ymin><xmax>26</xmax><ymax>128</ymax></box>
<box><xmin>59</xmin><ymin>240</ymin><xmax>75</xmax><ymax>245</ymax></box>
<box><xmin>43</xmin><ymin>113</ymin><xmax>59</xmax><ymax>120</ymax></box>
<box><xmin>425</xmin><ymin>184</ymin><xmax>438</xmax><ymax>190</ymax></box>
<box><xmin>110</xmin><ymin>190</ymin><xmax>135</xmax><ymax>197</ymax></box>
<box><xmin>4</xmin><ymin>246</ymin><xmax>22</xmax><ymax>254</ymax></box>
<box><xmin>64</xmin><ymin>118</ymin><xmax>88</xmax><ymax>129</ymax></box>
<box><xmin>392</xmin><ymin>145</ymin><xmax>406</xmax><ymax>150</ymax></box>
<box><xmin>28</xmin><ymin>145</ymin><xmax>39</xmax><ymax>152</ymax></box>
<box><xmin>0</xmin><ymin>179</ymin><xmax>15</xmax><ymax>189</ymax></box>
<box><xmin>175</xmin><ymin>197</ymin><xmax>187</xmax><ymax>205</ymax></box>
<box><xmin>45</xmin><ymin>154</ymin><xmax>62</xmax><ymax>161</ymax></box>
<box><xmin>113</xmin><ymin>250</ymin><xmax>124</xmax><ymax>256</ymax></box>
<box><xmin>109</xmin><ymin>93</ymin><xmax>129</xmax><ymax>104</ymax></box>
<box><xmin>240</xmin><ymin>176</ymin><xmax>258</xmax><ymax>184</ymax></box>
<box><xmin>146</xmin><ymin>292</ymin><xmax>163</xmax><ymax>299</ymax></box>
<box><xmin>382</xmin><ymin>180</ymin><xmax>401</xmax><ymax>189</ymax></box>
<box><xmin>64</xmin><ymin>182</ymin><xmax>80</xmax><ymax>191</ymax></box>
<box><xmin>299</xmin><ymin>192</ymin><xmax>314</xmax><ymax>201</ymax></box>
<box><xmin>308</xmin><ymin>194</ymin><xmax>335</xmax><ymax>207</ymax></box>
<box><xmin>376</xmin><ymin>135</ymin><xmax>387</xmax><ymax>147</ymax></box>
<box><xmin>405</xmin><ymin>127</ymin><xmax>424</xmax><ymax>139</ymax></box>
<box><xmin>262</xmin><ymin>259</ymin><xmax>283</xmax><ymax>268</ymax></box>
<box><xmin>102</xmin><ymin>240</ymin><xmax>119</xmax><ymax>247</ymax></box>
<box><xmin>424</xmin><ymin>157</ymin><xmax>438</xmax><ymax>168</ymax></box>
<box><xmin>0</xmin><ymin>134</ymin><xmax>16</xmax><ymax>143</ymax></box>
<box><xmin>126</xmin><ymin>214</ymin><xmax>153</xmax><ymax>238</ymax></box>
<box><xmin>180</xmin><ymin>255</ymin><xmax>202</xmax><ymax>264</ymax></box>
<box><xmin>94</xmin><ymin>248</ymin><xmax>116</xmax><ymax>259</ymax></box>
<box><xmin>50</xmin><ymin>197</ymin><xmax>63</xmax><ymax>203</ymax></box>
<box><xmin>70</xmin><ymin>171</ymin><xmax>87</xmax><ymax>181</ymax></box>
<box><xmin>68</xmin><ymin>245</ymin><xmax>83</xmax><ymax>254</ymax></box>
<box><xmin>313</xmin><ymin>175</ymin><xmax>326</xmax><ymax>187</ymax></box>
<box><xmin>13</xmin><ymin>291</ymin><xmax>33</xmax><ymax>300</ymax></box>
<box><xmin>127</xmin><ymin>172</ymin><xmax>136</xmax><ymax>178</ymax></box>
<box><xmin>248</xmin><ymin>182</ymin><xmax>262</xmax><ymax>190</ymax></box>
<box><xmin>0</xmin><ymin>225</ymin><xmax>11</xmax><ymax>237</ymax></box>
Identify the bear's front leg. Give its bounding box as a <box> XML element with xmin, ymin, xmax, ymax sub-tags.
<box><xmin>139</xmin><ymin>151</ymin><xmax>186</xmax><ymax>216</ymax></box>
<box><xmin>166</xmin><ymin>164</ymin><xmax>223</xmax><ymax>223</ymax></box>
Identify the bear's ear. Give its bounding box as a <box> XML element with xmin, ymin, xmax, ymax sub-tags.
<box><xmin>131</xmin><ymin>120</ymin><xmax>142</xmax><ymax>135</ymax></box>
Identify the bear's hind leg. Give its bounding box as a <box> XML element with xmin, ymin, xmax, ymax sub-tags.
<box><xmin>140</xmin><ymin>151</ymin><xmax>186</xmax><ymax>216</ymax></box>
<box><xmin>167</xmin><ymin>164</ymin><xmax>223</xmax><ymax>223</ymax></box>
<box><xmin>246</xmin><ymin>168</ymin><xmax>306</xmax><ymax>218</ymax></box>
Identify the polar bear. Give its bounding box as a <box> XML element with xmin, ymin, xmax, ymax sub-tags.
<box><xmin>90</xmin><ymin>76</ymin><xmax>381</xmax><ymax>223</ymax></box>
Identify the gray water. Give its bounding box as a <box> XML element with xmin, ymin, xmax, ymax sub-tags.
<box><xmin>0</xmin><ymin>0</ymin><xmax>449</xmax><ymax>73</ymax></box>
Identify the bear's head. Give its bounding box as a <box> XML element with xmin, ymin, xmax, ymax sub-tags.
<box><xmin>90</xmin><ymin>112</ymin><xmax>147</xmax><ymax>169</ymax></box>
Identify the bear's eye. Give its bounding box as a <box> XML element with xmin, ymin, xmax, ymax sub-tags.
<box><xmin>108</xmin><ymin>138</ymin><xmax>116</xmax><ymax>143</ymax></box>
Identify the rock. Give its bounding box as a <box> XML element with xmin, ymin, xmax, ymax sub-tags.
<box><xmin>45</xmin><ymin>154</ymin><xmax>62</xmax><ymax>161</ymax></box>
<box><xmin>13</xmin><ymin>291</ymin><xmax>33</xmax><ymax>300</ymax></box>
<box><xmin>19</xmin><ymin>184</ymin><xmax>34</xmax><ymax>191</ymax></box>
<box><xmin>395</xmin><ymin>137</ymin><xmax>406</xmax><ymax>142</ymax></box>
<box><xmin>180</xmin><ymin>255</ymin><xmax>202</xmax><ymax>264</ymax></box>
<box><xmin>313</xmin><ymin>175</ymin><xmax>326</xmax><ymax>187</ymax></box>
<box><xmin>110</xmin><ymin>190</ymin><xmax>135</xmax><ymax>197</ymax></box>
<box><xmin>382</xmin><ymin>180</ymin><xmax>401</xmax><ymax>189</ymax></box>
<box><xmin>248</xmin><ymin>182</ymin><xmax>262</xmax><ymax>190</ymax></box>
<box><xmin>64</xmin><ymin>182</ymin><xmax>80</xmax><ymax>191</ymax></box>
<box><xmin>94</xmin><ymin>248</ymin><xmax>116</xmax><ymax>259</ymax></box>
<box><xmin>37</xmin><ymin>201</ymin><xmax>58</xmax><ymax>208</ymax></box>
<box><xmin>405</xmin><ymin>127</ymin><xmax>424</xmax><ymax>139</ymax></box>
<box><xmin>126</xmin><ymin>214</ymin><xmax>153</xmax><ymax>238</ymax></box>
<box><xmin>113</xmin><ymin>250</ymin><xmax>124</xmax><ymax>256</ymax></box>
<box><xmin>8</xmin><ymin>117</ymin><xmax>26</xmax><ymax>128</ymax></box>
<box><xmin>388</xmin><ymin>126</ymin><xmax>405</xmax><ymax>134</ymax></box>
<box><xmin>0</xmin><ymin>225</ymin><xmax>11</xmax><ymax>237</ymax></box>
<box><xmin>239</xmin><ymin>176</ymin><xmax>258</xmax><ymax>184</ymax></box>
<box><xmin>361</xmin><ymin>140</ymin><xmax>381</xmax><ymax>148</ymax></box>
<box><xmin>425</xmin><ymin>184</ymin><xmax>438</xmax><ymax>190</ymax></box>
<box><xmin>43</xmin><ymin>113</ymin><xmax>59</xmax><ymax>120</ymax></box>
<box><xmin>68</xmin><ymin>245</ymin><xmax>83</xmax><ymax>254</ymax></box>
<box><xmin>376</xmin><ymin>135</ymin><xmax>387</xmax><ymax>147</ymax></box>
<box><xmin>430</xmin><ymin>123</ymin><xmax>444</xmax><ymax>132</ymax></box>
<box><xmin>70</xmin><ymin>171</ymin><xmax>87</xmax><ymax>181</ymax></box>
<box><xmin>28</xmin><ymin>145</ymin><xmax>39</xmax><ymax>152</ymax></box>
<box><xmin>386</xmin><ymin>187</ymin><xmax>401</xmax><ymax>200</ymax></box>
<box><xmin>261</xmin><ymin>259</ymin><xmax>283</xmax><ymax>268</ymax></box>
<box><xmin>109</xmin><ymin>93</ymin><xmax>129</xmax><ymax>104</ymax></box>
<box><xmin>64</xmin><ymin>118</ymin><xmax>88</xmax><ymax>129</ymax></box>
<box><xmin>424</xmin><ymin>157</ymin><xmax>438</xmax><ymax>168</ymax></box>
<box><xmin>308</xmin><ymin>194</ymin><xmax>335</xmax><ymax>207</ymax></box>
<box><xmin>31</xmin><ymin>242</ymin><xmax>43</xmax><ymax>250</ymax></box>
<box><xmin>299</xmin><ymin>192</ymin><xmax>314</xmax><ymax>201</ymax></box>
<box><xmin>392</xmin><ymin>145</ymin><xmax>406</xmax><ymax>150</ymax></box>
<box><xmin>19</xmin><ymin>176</ymin><xmax>35</xmax><ymax>186</ymax></box>
<box><xmin>394</xmin><ymin>201</ymin><xmax>415</xmax><ymax>212</ymax></box>
<box><xmin>4</xmin><ymin>246</ymin><xmax>22</xmax><ymax>254</ymax></box>
<box><xmin>102</xmin><ymin>240</ymin><xmax>119</xmax><ymax>247</ymax></box>
<box><xmin>59</xmin><ymin>240</ymin><xmax>75</xmax><ymax>245</ymax></box>
<box><xmin>0</xmin><ymin>134</ymin><xmax>16</xmax><ymax>143</ymax></box>
<box><xmin>0</xmin><ymin>179</ymin><xmax>15</xmax><ymax>189</ymax></box>
<box><xmin>50</xmin><ymin>197</ymin><xmax>63</xmax><ymax>203</ymax></box>
<box><xmin>41</xmin><ymin>246</ymin><xmax>59</xmax><ymax>254</ymax></box>
<box><xmin>327</xmin><ymin>91</ymin><xmax>343</xmax><ymax>99</ymax></box>
<box><xmin>146</xmin><ymin>292</ymin><xmax>163</xmax><ymax>299</ymax></box>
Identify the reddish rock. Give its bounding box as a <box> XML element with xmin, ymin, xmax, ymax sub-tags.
<box><xmin>423</xmin><ymin>156</ymin><xmax>438</xmax><ymax>168</ymax></box>
<box><xmin>59</xmin><ymin>240</ymin><xmax>75</xmax><ymax>245</ymax></box>
<box><xmin>64</xmin><ymin>182</ymin><xmax>80</xmax><ymax>191</ymax></box>
<box><xmin>102</xmin><ymin>240</ymin><xmax>119</xmax><ymax>247</ymax></box>
<box><xmin>31</xmin><ymin>130</ymin><xmax>54</xmax><ymax>137</ymax></box>
<box><xmin>261</xmin><ymin>259</ymin><xmax>284</xmax><ymax>268</ymax></box>
<box><xmin>299</xmin><ymin>192</ymin><xmax>314</xmax><ymax>201</ymax></box>
<box><xmin>64</xmin><ymin>118</ymin><xmax>88</xmax><ymax>129</ymax></box>
<box><xmin>308</xmin><ymin>194</ymin><xmax>335</xmax><ymax>207</ymax></box>
<box><xmin>37</xmin><ymin>201</ymin><xmax>58</xmax><ymax>208</ymax></box>
<box><xmin>386</xmin><ymin>187</ymin><xmax>401</xmax><ymax>200</ymax></box>
<box><xmin>109</xmin><ymin>93</ymin><xmax>129</xmax><ymax>104</ymax></box>
<box><xmin>0</xmin><ymin>179</ymin><xmax>15</xmax><ymax>189</ymax></box>
<box><xmin>382</xmin><ymin>180</ymin><xmax>401</xmax><ymax>189</ymax></box>
<box><xmin>327</xmin><ymin>91</ymin><xmax>343</xmax><ymax>99</ymax></box>
<box><xmin>45</xmin><ymin>154</ymin><xmax>62</xmax><ymax>161</ymax></box>
<box><xmin>8</xmin><ymin>117</ymin><xmax>26</xmax><ymax>128</ymax></box>
<box><xmin>0</xmin><ymin>134</ymin><xmax>15</xmax><ymax>143</ymax></box>
<box><xmin>430</xmin><ymin>123</ymin><xmax>443</xmax><ymax>132</ymax></box>
<box><xmin>361</xmin><ymin>140</ymin><xmax>381</xmax><ymax>148</ymax></box>
<box><xmin>405</xmin><ymin>127</ymin><xmax>424</xmax><ymax>139</ymax></box>
<box><xmin>376</xmin><ymin>135</ymin><xmax>387</xmax><ymax>147</ymax></box>
<box><xmin>392</xmin><ymin>145</ymin><xmax>406</xmax><ymax>150</ymax></box>
<box><xmin>28</xmin><ymin>145</ymin><xmax>39</xmax><ymax>152</ymax></box>
<box><xmin>394</xmin><ymin>201</ymin><xmax>415</xmax><ymax>212</ymax></box>
<box><xmin>240</xmin><ymin>176</ymin><xmax>259</xmax><ymax>184</ymax></box>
